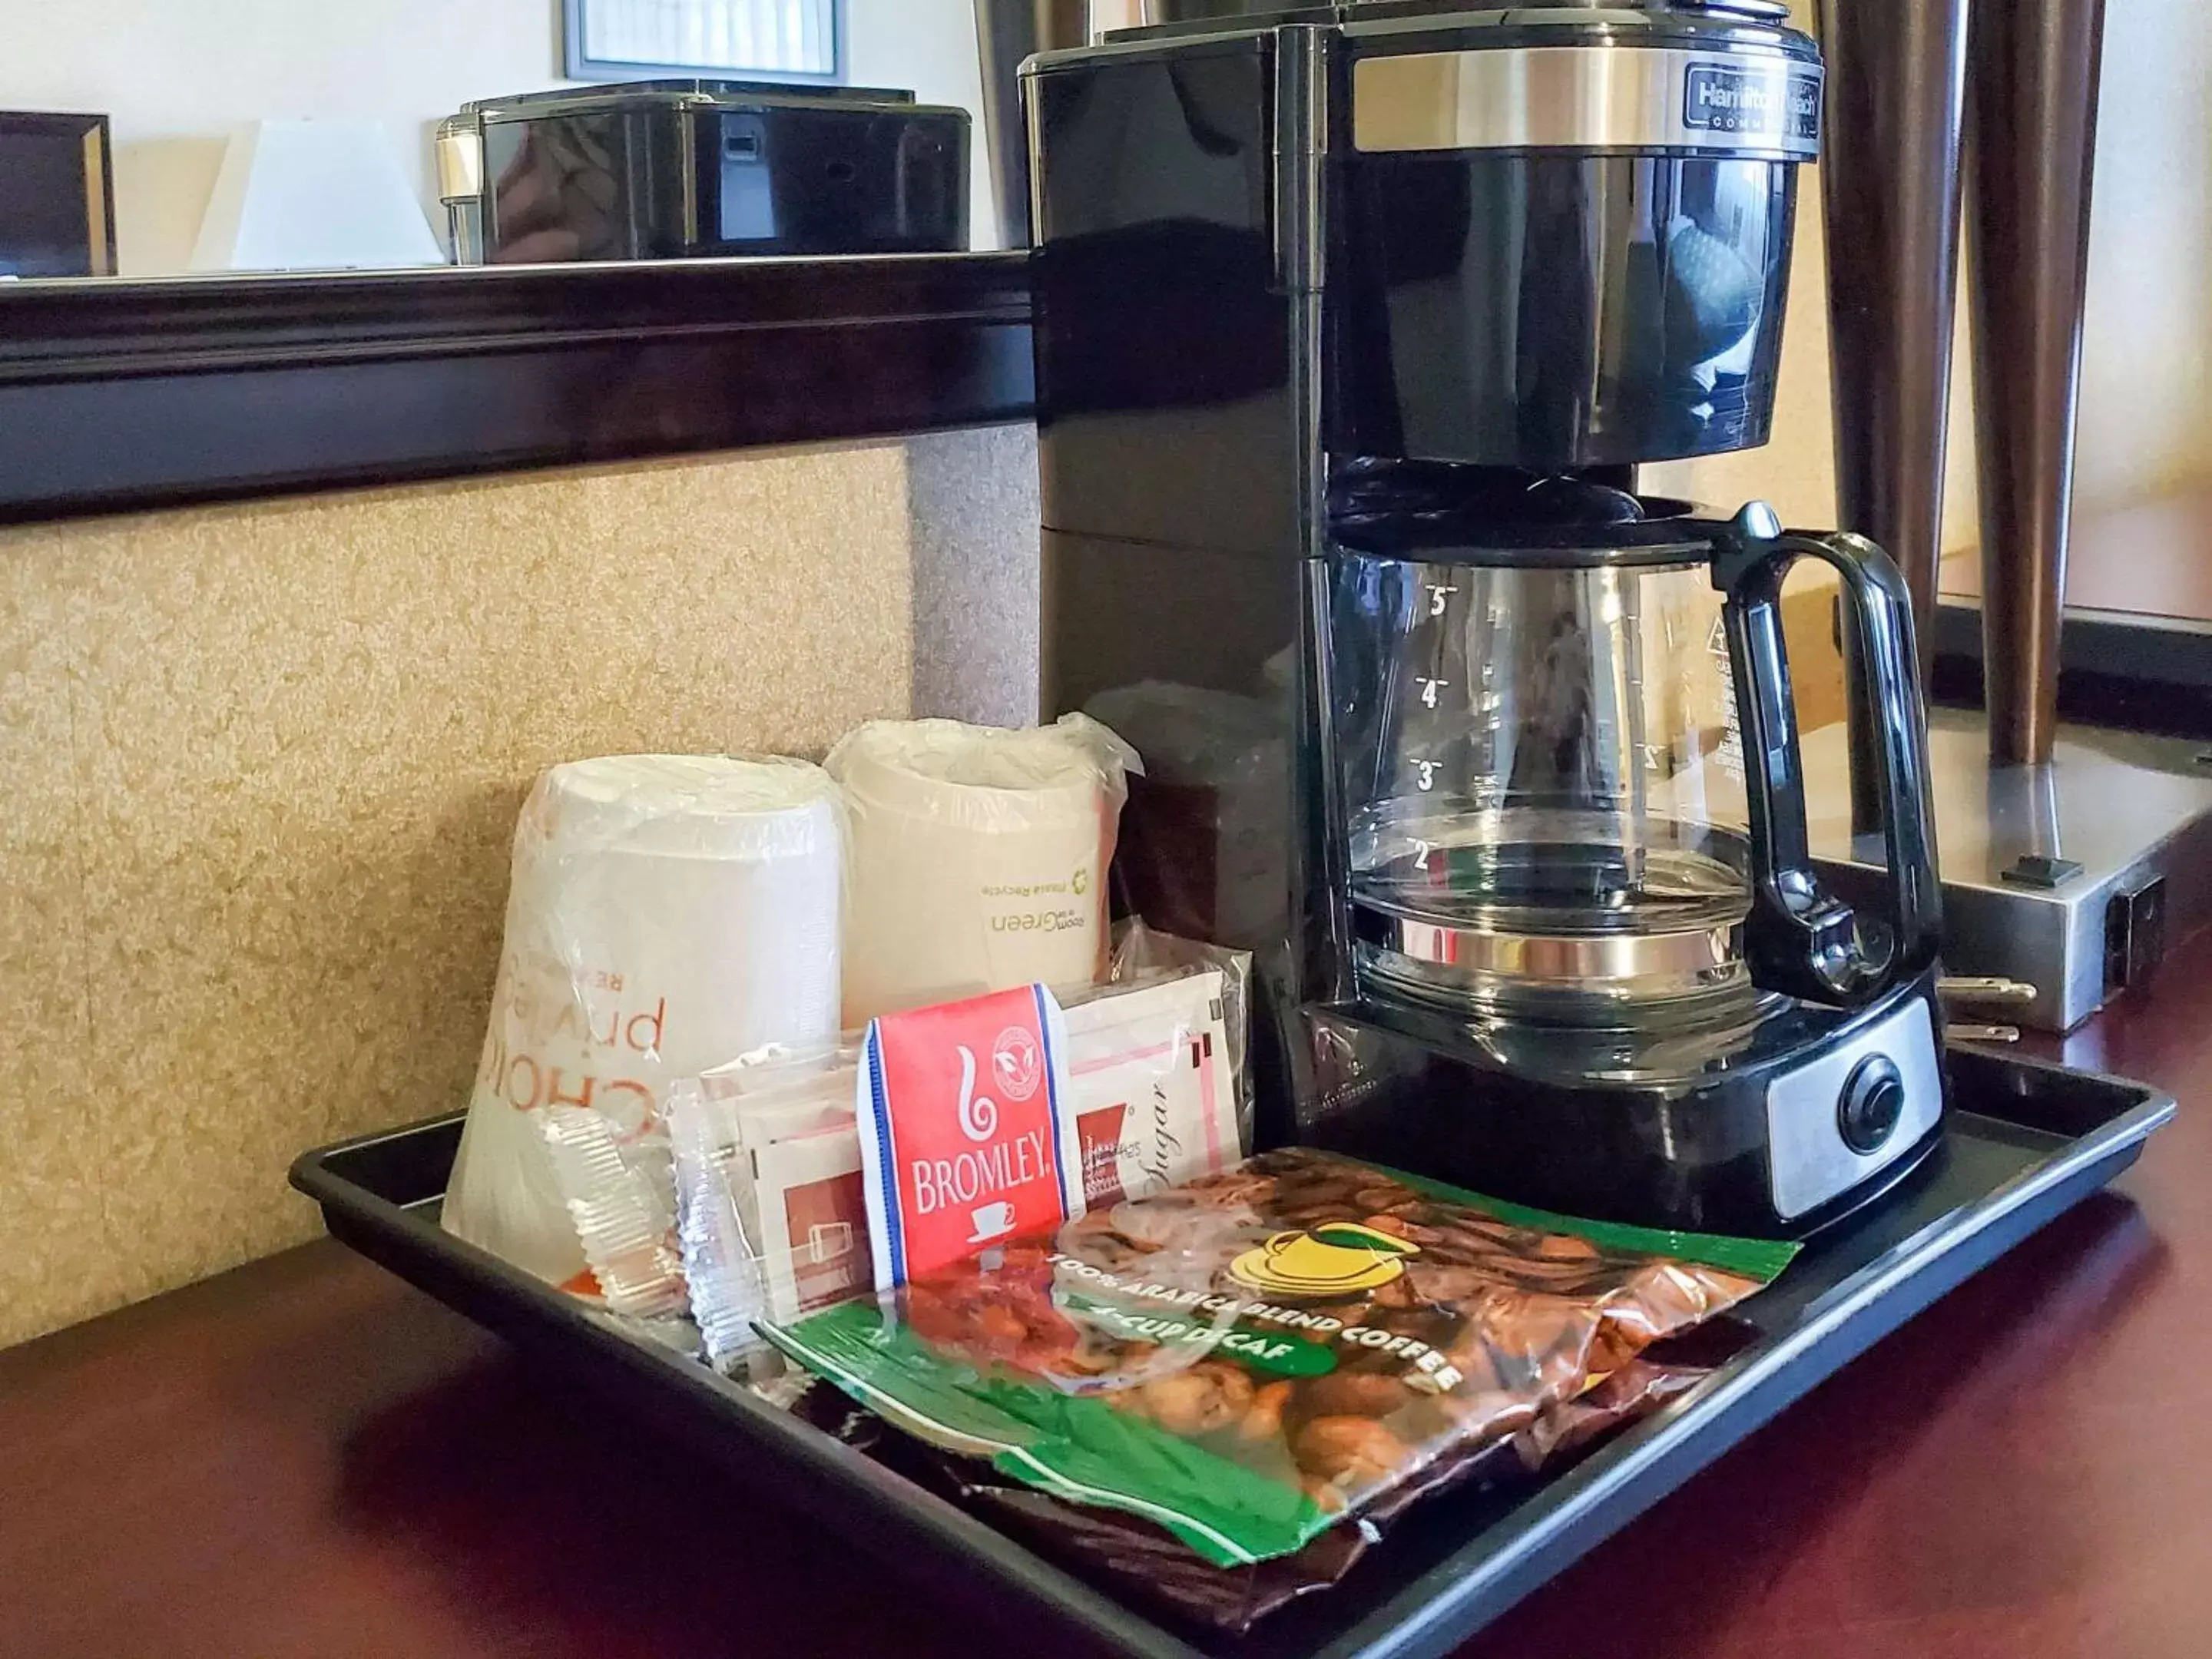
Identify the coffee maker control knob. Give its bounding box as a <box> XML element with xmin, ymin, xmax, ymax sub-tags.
<box><xmin>1838</xmin><ymin>1057</ymin><xmax>1908</xmax><ymax>1155</ymax></box>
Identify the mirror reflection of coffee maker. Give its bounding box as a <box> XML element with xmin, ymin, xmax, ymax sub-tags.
<box><xmin>1028</xmin><ymin>1</ymin><xmax>1948</xmax><ymax>1239</ymax></box>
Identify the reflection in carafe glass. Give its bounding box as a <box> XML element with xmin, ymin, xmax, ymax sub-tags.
<box><xmin>1333</xmin><ymin>548</ymin><xmax>1754</xmax><ymax>1020</ymax></box>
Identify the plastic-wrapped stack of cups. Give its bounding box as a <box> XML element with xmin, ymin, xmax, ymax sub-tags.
<box><xmin>444</xmin><ymin>753</ymin><xmax>844</xmax><ymax>1286</ymax></box>
<box><xmin>829</xmin><ymin>715</ymin><xmax>1138</xmax><ymax>1025</ymax></box>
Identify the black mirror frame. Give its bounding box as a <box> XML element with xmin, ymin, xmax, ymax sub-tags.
<box><xmin>0</xmin><ymin>252</ymin><xmax>1033</xmax><ymax>527</ymax></box>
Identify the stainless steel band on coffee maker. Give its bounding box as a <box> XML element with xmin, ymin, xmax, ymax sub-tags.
<box><xmin>1356</xmin><ymin>909</ymin><xmax>1750</xmax><ymax>1011</ymax></box>
<box><xmin>1351</xmin><ymin>44</ymin><xmax>1823</xmax><ymax>159</ymax></box>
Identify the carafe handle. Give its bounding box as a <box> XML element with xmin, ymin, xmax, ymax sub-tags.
<box><xmin>1710</xmin><ymin>502</ymin><xmax>1943</xmax><ymax>1005</ymax></box>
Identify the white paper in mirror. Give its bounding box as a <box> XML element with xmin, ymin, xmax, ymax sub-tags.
<box><xmin>190</xmin><ymin>119</ymin><xmax>444</xmax><ymax>273</ymax></box>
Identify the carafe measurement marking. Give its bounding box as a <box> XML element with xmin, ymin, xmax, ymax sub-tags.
<box><xmin>1410</xmin><ymin>578</ymin><xmax>1464</xmax><ymax>793</ymax></box>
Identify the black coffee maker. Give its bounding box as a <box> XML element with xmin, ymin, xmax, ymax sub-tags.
<box><xmin>1028</xmin><ymin>0</ymin><xmax>1946</xmax><ymax>1238</ymax></box>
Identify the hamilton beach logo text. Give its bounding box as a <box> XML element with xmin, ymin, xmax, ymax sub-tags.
<box><xmin>1682</xmin><ymin>65</ymin><xmax>1822</xmax><ymax>143</ymax></box>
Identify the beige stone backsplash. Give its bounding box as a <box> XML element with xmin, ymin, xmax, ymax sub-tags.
<box><xmin>0</xmin><ymin>428</ymin><xmax>1039</xmax><ymax>1347</ymax></box>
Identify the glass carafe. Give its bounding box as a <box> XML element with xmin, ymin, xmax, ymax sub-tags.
<box><xmin>1328</xmin><ymin>487</ymin><xmax>1941</xmax><ymax>1024</ymax></box>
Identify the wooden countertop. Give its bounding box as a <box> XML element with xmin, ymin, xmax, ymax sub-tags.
<box><xmin>4</xmin><ymin>939</ymin><xmax>2206</xmax><ymax>1659</ymax></box>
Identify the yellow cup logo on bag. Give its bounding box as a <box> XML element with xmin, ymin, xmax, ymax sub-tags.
<box><xmin>1228</xmin><ymin>1223</ymin><xmax>1419</xmax><ymax>1297</ymax></box>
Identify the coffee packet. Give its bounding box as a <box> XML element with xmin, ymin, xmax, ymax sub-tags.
<box><xmin>763</xmin><ymin>1148</ymin><xmax>1793</xmax><ymax>1567</ymax></box>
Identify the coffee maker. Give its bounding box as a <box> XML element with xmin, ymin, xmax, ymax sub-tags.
<box><xmin>1028</xmin><ymin>0</ymin><xmax>1947</xmax><ymax>1238</ymax></box>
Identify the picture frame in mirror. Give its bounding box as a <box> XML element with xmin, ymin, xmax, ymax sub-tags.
<box><xmin>0</xmin><ymin>111</ymin><xmax>118</xmax><ymax>280</ymax></box>
<box><xmin>565</xmin><ymin>0</ymin><xmax>845</xmax><ymax>83</ymax></box>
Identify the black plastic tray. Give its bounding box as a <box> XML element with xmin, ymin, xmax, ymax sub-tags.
<box><xmin>291</xmin><ymin>1046</ymin><xmax>2173</xmax><ymax>1659</ymax></box>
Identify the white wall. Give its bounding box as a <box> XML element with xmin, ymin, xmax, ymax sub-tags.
<box><xmin>2018</xmin><ymin>0</ymin><xmax>2212</xmax><ymax>514</ymax></box>
<box><xmin>0</xmin><ymin>0</ymin><xmax>992</xmax><ymax>275</ymax></box>
<box><xmin>847</xmin><ymin>0</ymin><xmax>998</xmax><ymax>250</ymax></box>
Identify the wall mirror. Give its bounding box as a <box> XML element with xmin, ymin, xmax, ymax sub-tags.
<box><xmin>0</xmin><ymin>0</ymin><xmax>995</xmax><ymax>280</ymax></box>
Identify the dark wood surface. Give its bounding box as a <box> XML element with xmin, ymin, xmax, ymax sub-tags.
<box><xmin>2</xmin><ymin>936</ymin><xmax>2206</xmax><ymax>1659</ymax></box>
<box><xmin>0</xmin><ymin>253</ymin><xmax>1034</xmax><ymax>526</ymax></box>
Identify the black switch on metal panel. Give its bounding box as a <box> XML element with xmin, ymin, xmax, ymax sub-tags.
<box><xmin>2002</xmin><ymin>853</ymin><xmax>2085</xmax><ymax>889</ymax></box>
<box><xmin>2106</xmin><ymin>876</ymin><xmax>2168</xmax><ymax>994</ymax></box>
